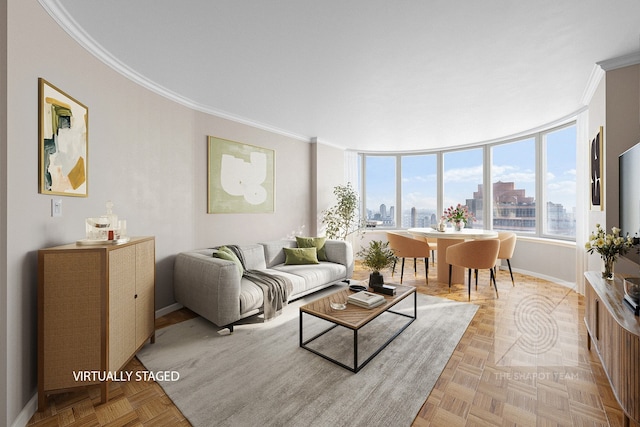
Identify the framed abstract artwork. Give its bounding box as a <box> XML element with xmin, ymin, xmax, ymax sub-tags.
<box><xmin>207</xmin><ymin>136</ymin><xmax>275</xmax><ymax>213</ymax></box>
<box><xmin>590</xmin><ymin>126</ymin><xmax>603</xmax><ymax>210</ymax></box>
<box><xmin>38</xmin><ymin>78</ymin><xmax>89</xmax><ymax>197</ymax></box>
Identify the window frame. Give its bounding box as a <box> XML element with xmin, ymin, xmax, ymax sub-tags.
<box><xmin>361</xmin><ymin>154</ymin><xmax>399</xmax><ymax>229</ymax></box>
<box><xmin>540</xmin><ymin>122</ymin><xmax>577</xmax><ymax>241</ymax></box>
<box><xmin>358</xmin><ymin>120</ymin><xmax>577</xmax><ymax>241</ymax></box>
<box><xmin>488</xmin><ymin>135</ymin><xmax>537</xmax><ymax>235</ymax></box>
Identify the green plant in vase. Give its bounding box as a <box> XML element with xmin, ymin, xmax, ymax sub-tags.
<box><xmin>357</xmin><ymin>240</ymin><xmax>397</xmax><ymax>286</ymax></box>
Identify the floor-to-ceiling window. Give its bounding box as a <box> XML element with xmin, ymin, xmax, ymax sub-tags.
<box><xmin>443</xmin><ymin>147</ymin><xmax>484</xmax><ymax>228</ymax></box>
<box><xmin>543</xmin><ymin>124</ymin><xmax>577</xmax><ymax>238</ymax></box>
<box><xmin>364</xmin><ymin>155</ymin><xmax>396</xmax><ymax>228</ymax></box>
<box><xmin>491</xmin><ymin>137</ymin><xmax>536</xmax><ymax>233</ymax></box>
<box><xmin>359</xmin><ymin>122</ymin><xmax>577</xmax><ymax>240</ymax></box>
<box><xmin>401</xmin><ymin>154</ymin><xmax>437</xmax><ymax>228</ymax></box>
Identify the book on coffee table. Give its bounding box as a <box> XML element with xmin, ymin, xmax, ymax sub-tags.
<box><xmin>348</xmin><ymin>291</ymin><xmax>386</xmax><ymax>308</ymax></box>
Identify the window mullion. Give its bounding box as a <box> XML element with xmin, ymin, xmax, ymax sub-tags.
<box><xmin>360</xmin><ymin>154</ymin><xmax>366</xmax><ymax>224</ymax></box>
<box><xmin>396</xmin><ymin>155</ymin><xmax>402</xmax><ymax>228</ymax></box>
<box><xmin>484</xmin><ymin>145</ymin><xmax>492</xmax><ymax>230</ymax></box>
<box><xmin>437</xmin><ymin>152</ymin><xmax>443</xmax><ymax>223</ymax></box>
<box><xmin>536</xmin><ymin>132</ymin><xmax>544</xmax><ymax>237</ymax></box>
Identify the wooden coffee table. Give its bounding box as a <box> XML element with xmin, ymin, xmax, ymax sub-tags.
<box><xmin>299</xmin><ymin>284</ymin><xmax>416</xmax><ymax>372</ymax></box>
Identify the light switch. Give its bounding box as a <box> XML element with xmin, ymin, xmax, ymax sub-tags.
<box><xmin>51</xmin><ymin>199</ymin><xmax>62</xmax><ymax>217</ymax></box>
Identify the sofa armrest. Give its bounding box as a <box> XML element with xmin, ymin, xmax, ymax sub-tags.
<box><xmin>174</xmin><ymin>250</ymin><xmax>243</xmax><ymax>327</ymax></box>
<box><xmin>324</xmin><ymin>240</ymin><xmax>354</xmax><ymax>278</ymax></box>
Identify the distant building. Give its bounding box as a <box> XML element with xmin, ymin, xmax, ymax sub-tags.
<box><xmin>367</xmin><ymin>203</ymin><xmax>395</xmax><ymax>227</ymax></box>
<box><xmin>467</xmin><ymin>181</ymin><xmax>534</xmax><ymax>231</ymax></box>
<box><xmin>466</xmin><ymin>181</ymin><xmax>573</xmax><ymax>233</ymax></box>
<box><xmin>547</xmin><ymin>201</ymin><xmax>575</xmax><ymax>236</ymax></box>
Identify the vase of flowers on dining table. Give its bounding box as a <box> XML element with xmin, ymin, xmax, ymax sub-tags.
<box><xmin>443</xmin><ymin>204</ymin><xmax>475</xmax><ymax>231</ymax></box>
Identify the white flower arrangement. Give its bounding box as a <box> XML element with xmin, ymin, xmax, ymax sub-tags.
<box><xmin>585</xmin><ymin>224</ymin><xmax>633</xmax><ymax>279</ymax></box>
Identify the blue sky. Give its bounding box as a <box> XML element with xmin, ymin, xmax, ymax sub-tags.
<box><xmin>365</xmin><ymin>125</ymin><xmax>576</xmax><ymax>217</ymax></box>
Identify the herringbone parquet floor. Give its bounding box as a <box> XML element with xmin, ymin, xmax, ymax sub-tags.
<box><xmin>28</xmin><ymin>260</ymin><xmax>637</xmax><ymax>426</ymax></box>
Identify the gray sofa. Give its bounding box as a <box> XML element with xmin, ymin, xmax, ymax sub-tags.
<box><xmin>174</xmin><ymin>239</ymin><xmax>354</xmax><ymax>330</ymax></box>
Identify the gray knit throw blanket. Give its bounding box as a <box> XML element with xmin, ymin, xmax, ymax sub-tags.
<box><xmin>223</xmin><ymin>245</ymin><xmax>293</xmax><ymax>321</ymax></box>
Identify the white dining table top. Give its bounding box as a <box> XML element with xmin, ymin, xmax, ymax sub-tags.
<box><xmin>407</xmin><ymin>227</ymin><xmax>499</xmax><ymax>240</ymax></box>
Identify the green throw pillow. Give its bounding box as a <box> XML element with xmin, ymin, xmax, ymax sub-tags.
<box><xmin>284</xmin><ymin>247</ymin><xmax>319</xmax><ymax>265</ymax></box>
<box><xmin>295</xmin><ymin>236</ymin><xmax>327</xmax><ymax>261</ymax></box>
<box><xmin>212</xmin><ymin>246</ymin><xmax>243</xmax><ymax>276</ymax></box>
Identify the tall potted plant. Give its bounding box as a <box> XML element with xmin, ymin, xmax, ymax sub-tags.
<box><xmin>321</xmin><ymin>182</ymin><xmax>364</xmax><ymax>241</ymax></box>
<box><xmin>357</xmin><ymin>240</ymin><xmax>397</xmax><ymax>285</ymax></box>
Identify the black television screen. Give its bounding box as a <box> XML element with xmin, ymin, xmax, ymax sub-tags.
<box><xmin>619</xmin><ymin>142</ymin><xmax>640</xmax><ymax>265</ymax></box>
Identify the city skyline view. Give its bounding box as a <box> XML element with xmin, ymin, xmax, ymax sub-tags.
<box><xmin>363</xmin><ymin>124</ymin><xmax>576</xmax><ymax>237</ymax></box>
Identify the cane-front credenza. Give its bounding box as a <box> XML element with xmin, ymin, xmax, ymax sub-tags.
<box><xmin>37</xmin><ymin>236</ymin><xmax>155</xmax><ymax>411</ymax></box>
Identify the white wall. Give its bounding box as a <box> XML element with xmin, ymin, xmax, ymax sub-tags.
<box><xmin>312</xmin><ymin>141</ymin><xmax>346</xmax><ymax>236</ymax></box>
<box><xmin>586</xmin><ymin>76</ymin><xmax>607</xmax><ymax>274</ymax></box>
<box><xmin>508</xmin><ymin>238</ymin><xmax>575</xmax><ymax>284</ymax></box>
<box><xmin>3</xmin><ymin>1</ymin><xmax>330</xmax><ymax>424</ymax></box>
<box><xmin>1</xmin><ymin>1</ymin><xmax>8</xmax><ymax>424</ymax></box>
<box><xmin>604</xmin><ymin>64</ymin><xmax>640</xmax><ymax>276</ymax></box>
<box><xmin>583</xmin><ymin>62</ymin><xmax>640</xmax><ymax>280</ymax></box>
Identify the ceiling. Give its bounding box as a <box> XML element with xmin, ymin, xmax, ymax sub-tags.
<box><xmin>45</xmin><ymin>0</ymin><xmax>640</xmax><ymax>152</ymax></box>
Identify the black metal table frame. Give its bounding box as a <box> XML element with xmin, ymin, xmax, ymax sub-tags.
<box><xmin>299</xmin><ymin>291</ymin><xmax>417</xmax><ymax>373</ymax></box>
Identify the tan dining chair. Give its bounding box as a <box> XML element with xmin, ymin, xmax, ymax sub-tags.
<box><xmin>446</xmin><ymin>239</ymin><xmax>500</xmax><ymax>300</ymax></box>
<box><xmin>496</xmin><ymin>232</ymin><xmax>517</xmax><ymax>286</ymax></box>
<box><xmin>386</xmin><ymin>232</ymin><xmax>432</xmax><ymax>284</ymax></box>
<box><xmin>426</xmin><ymin>237</ymin><xmax>438</xmax><ymax>266</ymax></box>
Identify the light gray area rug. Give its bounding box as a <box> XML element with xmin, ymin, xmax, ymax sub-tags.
<box><xmin>137</xmin><ymin>289</ymin><xmax>478</xmax><ymax>427</ymax></box>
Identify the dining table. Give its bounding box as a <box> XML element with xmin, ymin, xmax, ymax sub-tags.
<box><xmin>407</xmin><ymin>227</ymin><xmax>499</xmax><ymax>285</ymax></box>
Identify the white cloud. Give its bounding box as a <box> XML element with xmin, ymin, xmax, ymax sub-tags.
<box><xmin>443</xmin><ymin>165</ymin><xmax>482</xmax><ymax>182</ymax></box>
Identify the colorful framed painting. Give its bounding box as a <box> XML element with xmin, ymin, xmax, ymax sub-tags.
<box><xmin>590</xmin><ymin>126</ymin><xmax>603</xmax><ymax>210</ymax></box>
<box><xmin>38</xmin><ymin>78</ymin><xmax>88</xmax><ymax>197</ymax></box>
<box><xmin>207</xmin><ymin>136</ymin><xmax>275</xmax><ymax>213</ymax></box>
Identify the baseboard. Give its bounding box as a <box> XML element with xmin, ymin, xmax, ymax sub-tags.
<box><xmin>13</xmin><ymin>392</ymin><xmax>37</xmax><ymax>427</ymax></box>
<box><xmin>155</xmin><ymin>302</ymin><xmax>183</xmax><ymax>319</ymax></box>
<box><xmin>509</xmin><ymin>267</ymin><xmax>576</xmax><ymax>290</ymax></box>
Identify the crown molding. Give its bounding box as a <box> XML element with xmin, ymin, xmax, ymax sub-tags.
<box><xmin>581</xmin><ymin>50</ymin><xmax>640</xmax><ymax>105</ymax></box>
<box><xmin>580</xmin><ymin>64</ymin><xmax>605</xmax><ymax>106</ymax></box>
<box><xmin>596</xmin><ymin>50</ymin><xmax>640</xmax><ymax>71</ymax></box>
<box><xmin>309</xmin><ymin>136</ymin><xmax>346</xmax><ymax>150</ymax></box>
<box><xmin>37</xmin><ymin>0</ymin><xmax>311</xmax><ymax>144</ymax></box>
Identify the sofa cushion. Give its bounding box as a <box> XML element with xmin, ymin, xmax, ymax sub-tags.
<box><xmin>271</xmin><ymin>262</ymin><xmax>347</xmax><ymax>292</ymax></box>
<box><xmin>260</xmin><ymin>269</ymin><xmax>307</xmax><ymax>297</ymax></box>
<box><xmin>284</xmin><ymin>247</ymin><xmax>319</xmax><ymax>265</ymax></box>
<box><xmin>295</xmin><ymin>236</ymin><xmax>328</xmax><ymax>261</ymax></box>
<box><xmin>239</xmin><ymin>244</ymin><xmax>267</xmax><ymax>270</ymax></box>
<box><xmin>239</xmin><ymin>278</ymin><xmax>263</xmax><ymax>314</ymax></box>
<box><xmin>261</xmin><ymin>240</ymin><xmax>296</xmax><ymax>267</ymax></box>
